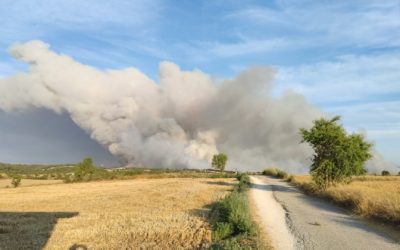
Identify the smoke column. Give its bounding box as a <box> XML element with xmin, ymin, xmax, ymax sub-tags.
<box><xmin>0</xmin><ymin>40</ymin><xmax>391</xmax><ymax>172</ymax></box>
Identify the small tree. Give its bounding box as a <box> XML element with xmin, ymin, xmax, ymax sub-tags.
<box><xmin>74</xmin><ymin>157</ymin><xmax>96</xmax><ymax>181</ymax></box>
<box><xmin>11</xmin><ymin>176</ymin><xmax>21</xmax><ymax>188</ymax></box>
<box><xmin>212</xmin><ymin>153</ymin><xmax>228</xmax><ymax>172</ymax></box>
<box><xmin>381</xmin><ymin>170</ymin><xmax>390</xmax><ymax>176</ymax></box>
<box><xmin>300</xmin><ymin>116</ymin><xmax>372</xmax><ymax>189</ymax></box>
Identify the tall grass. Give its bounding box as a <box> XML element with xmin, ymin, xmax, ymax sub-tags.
<box><xmin>290</xmin><ymin>175</ymin><xmax>400</xmax><ymax>225</ymax></box>
<box><xmin>262</xmin><ymin>168</ymin><xmax>289</xmax><ymax>179</ymax></box>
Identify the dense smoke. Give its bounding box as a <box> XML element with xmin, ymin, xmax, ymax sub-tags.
<box><xmin>0</xmin><ymin>41</ymin><xmax>392</xmax><ymax>172</ymax></box>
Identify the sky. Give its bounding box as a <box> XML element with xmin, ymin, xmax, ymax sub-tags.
<box><xmin>0</xmin><ymin>0</ymin><xmax>399</xmax><ymax>166</ymax></box>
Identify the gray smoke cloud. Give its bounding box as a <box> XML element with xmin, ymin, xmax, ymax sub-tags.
<box><xmin>0</xmin><ymin>41</ymin><xmax>393</xmax><ymax>172</ymax></box>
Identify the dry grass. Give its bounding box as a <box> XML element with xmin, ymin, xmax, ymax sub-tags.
<box><xmin>290</xmin><ymin>175</ymin><xmax>400</xmax><ymax>224</ymax></box>
<box><xmin>0</xmin><ymin>178</ymin><xmax>62</xmax><ymax>188</ymax></box>
<box><xmin>0</xmin><ymin>178</ymin><xmax>234</xmax><ymax>249</ymax></box>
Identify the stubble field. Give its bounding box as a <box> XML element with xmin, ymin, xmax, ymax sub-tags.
<box><xmin>0</xmin><ymin>178</ymin><xmax>234</xmax><ymax>249</ymax></box>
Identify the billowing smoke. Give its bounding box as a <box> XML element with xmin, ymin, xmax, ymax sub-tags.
<box><xmin>0</xmin><ymin>41</ymin><xmax>392</xmax><ymax>172</ymax></box>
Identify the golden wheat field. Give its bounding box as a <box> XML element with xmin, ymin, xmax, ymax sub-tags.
<box><xmin>0</xmin><ymin>178</ymin><xmax>235</xmax><ymax>249</ymax></box>
<box><xmin>290</xmin><ymin>175</ymin><xmax>400</xmax><ymax>223</ymax></box>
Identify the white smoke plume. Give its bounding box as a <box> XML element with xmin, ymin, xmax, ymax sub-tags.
<box><xmin>0</xmin><ymin>40</ymin><xmax>393</xmax><ymax>172</ymax></box>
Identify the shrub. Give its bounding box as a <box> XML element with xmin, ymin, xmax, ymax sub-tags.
<box><xmin>262</xmin><ymin>168</ymin><xmax>288</xmax><ymax>179</ymax></box>
<box><xmin>300</xmin><ymin>116</ymin><xmax>372</xmax><ymax>189</ymax></box>
<box><xmin>74</xmin><ymin>157</ymin><xmax>96</xmax><ymax>181</ymax></box>
<box><xmin>276</xmin><ymin>170</ymin><xmax>288</xmax><ymax>179</ymax></box>
<box><xmin>262</xmin><ymin>168</ymin><xmax>278</xmax><ymax>177</ymax></box>
<box><xmin>11</xmin><ymin>176</ymin><xmax>21</xmax><ymax>188</ymax></box>
<box><xmin>381</xmin><ymin>170</ymin><xmax>390</xmax><ymax>176</ymax></box>
<box><xmin>63</xmin><ymin>174</ymin><xmax>73</xmax><ymax>183</ymax></box>
<box><xmin>236</xmin><ymin>173</ymin><xmax>251</xmax><ymax>192</ymax></box>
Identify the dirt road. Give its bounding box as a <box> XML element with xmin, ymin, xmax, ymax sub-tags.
<box><xmin>250</xmin><ymin>175</ymin><xmax>399</xmax><ymax>250</ymax></box>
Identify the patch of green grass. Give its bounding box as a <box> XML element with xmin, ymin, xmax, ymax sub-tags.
<box><xmin>210</xmin><ymin>174</ymin><xmax>268</xmax><ymax>249</ymax></box>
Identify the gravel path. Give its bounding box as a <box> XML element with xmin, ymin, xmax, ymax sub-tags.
<box><xmin>250</xmin><ymin>175</ymin><xmax>400</xmax><ymax>250</ymax></box>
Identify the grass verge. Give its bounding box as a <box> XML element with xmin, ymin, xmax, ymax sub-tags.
<box><xmin>209</xmin><ymin>174</ymin><xmax>269</xmax><ymax>249</ymax></box>
<box><xmin>289</xmin><ymin>175</ymin><xmax>400</xmax><ymax>226</ymax></box>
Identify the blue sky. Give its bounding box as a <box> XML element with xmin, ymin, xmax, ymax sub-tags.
<box><xmin>0</xmin><ymin>0</ymin><xmax>399</xmax><ymax>165</ymax></box>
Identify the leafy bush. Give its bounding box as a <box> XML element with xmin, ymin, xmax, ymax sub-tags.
<box><xmin>262</xmin><ymin>168</ymin><xmax>288</xmax><ymax>179</ymax></box>
<box><xmin>381</xmin><ymin>170</ymin><xmax>390</xmax><ymax>176</ymax></box>
<box><xmin>300</xmin><ymin>116</ymin><xmax>372</xmax><ymax>189</ymax></box>
<box><xmin>262</xmin><ymin>168</ymin><xmax>278</xmax><ymax>177</ymax></box>
<box><xmin>63</xmin><ymin>174</ymin><xmax>73</xmax><ymax>183</ymax></box>
<box><xmin>236</xmin><ymin>173</ymin><xmax>251</xmax><ymax>192</ymax></box>
<box><xmin>276</xmin><ymin>170</ymin><xmax>288</xmax><ymax>179</ymax></box>
<box><xmin>11</xmin><ymin>176</ymin><xmax>21</xmax><ymax>188</ymax></box>
<box><xmin>74</xmin><ymin>157</ymin><xmax>96</xmax><ymax>181</ymax></box>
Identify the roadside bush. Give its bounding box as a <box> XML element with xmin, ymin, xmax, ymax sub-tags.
<box><xmin>300</xmin><ymin>116</ymin><xmax>372</xmax><ymax>189</ymax></box>
<box><xmin>213</xmin><ymin>191</ymin><xmax>255</xmax><ymax>236</ymax></box>
<box><xmin>276</xmin><ymin>170</ymin><xmax>288</xmax><ymax>179</ymax></box>
<box><xmin>262</xmin><ymin>168</ymin><xmax>278</xmax><ymax>177</ymax></box>
<box><xmin>11</xmin><ymin>176</ymin><xmax>21</xmax><ymax>188</ymax></box>
<box><xmin>236</xmin><ymin>173</ymin><xmax>251</xmax><ymax>192</ymax></box>
<box><xmin>262</xmin><ymin>168</ymin><xmax>288</xmax><ymax>179</ymax></box>
<box><xmin>381</xmin><ymin>170</ymin><xmax>390</xmax><ymax>176</ymax></box>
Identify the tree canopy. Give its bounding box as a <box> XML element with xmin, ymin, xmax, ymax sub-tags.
<box><xmin>74</xmin><ymin>157</ymin><xmax>96</xmax><ymax>181</ymax></box>
<box><xmin>212</xmin><ymin>153</ymin><xmax>228</xmax><ymax>172</ymax></box>
<box><xmin>300</xmin><ymin>116</ymin><xmax>372</xmax><ymax>189</ymax></box>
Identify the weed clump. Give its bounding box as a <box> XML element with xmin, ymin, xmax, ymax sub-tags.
<box><xmin>11</xmin><ymin>176</ymin><xmax>21</xmax><ymax>188</ymax></box>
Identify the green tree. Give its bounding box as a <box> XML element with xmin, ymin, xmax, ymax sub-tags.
<box><xmin>212</xmin><ymin>153</ymin><xmax>228</xmax><ymax>172</ymax></box>
<box><xmin>300</xmin><ymin>116</ymin><xmax>372</xmax><ymax>189</ymax></box>
<box><xmin>381</xmin><ymin>170</ymin><xmax>390</xmax><ymax>176</ymax></box>
<box><xmin>74</xmin><ymin>157</ymin><xmax>96</xmax><ymax>181</ymax></box>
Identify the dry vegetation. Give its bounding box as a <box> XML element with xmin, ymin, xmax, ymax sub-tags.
<box><xmin>0</xmin><ymin>179</ymin><xmax>62</xmax><ymax>188</ymax></box>
<box><xmin>0</xmin><ymin>178</ymin><xmax>235</xmax><ymax>249</ymax></box>
<box><xmin>290</xmin><ymin>175</ymin><xmax>400</xmax><ymax>224</ymax></box>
